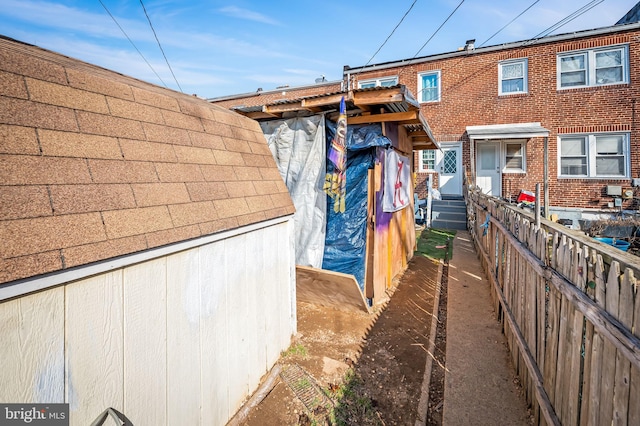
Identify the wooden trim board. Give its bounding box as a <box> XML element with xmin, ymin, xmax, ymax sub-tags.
<box><xmin>296</xmin><ymin>266</ymin><xmax>371</xmax><ymax>314</ymax></box>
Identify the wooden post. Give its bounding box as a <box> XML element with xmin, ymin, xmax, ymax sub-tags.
<box><xmin>535</xmin><ymin>183</ymin><xmax>541</xmax><ymax>229</ymax></box>
<box><xmin>544</xmin><ymin>137</ymin><xmax>549</xmax><ymax>219</ymax></box>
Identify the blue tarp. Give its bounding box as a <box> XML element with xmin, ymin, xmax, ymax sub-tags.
<box><xmin>322</xmin><ymin>120</ymin><xmax>390</xmax><ymax>291</ymax></box>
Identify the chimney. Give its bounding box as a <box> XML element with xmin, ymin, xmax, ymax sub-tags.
<box><xmin>465</xmin><ymin>39</ymin><xmax>476</xmax><ymax>51</ymax></box>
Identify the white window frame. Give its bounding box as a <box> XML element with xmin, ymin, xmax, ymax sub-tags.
<box><xmin>557</xmin><ymin>133</ymin><xmax>630</xmax><ymax>179</ymax></box>
<box><xmin>498</xmin><ymin>58</ymin><xmax>528</xmax><ymax>95</ymax></box>
<box><xmin>418</xmin><ymin>149</ymin><xmax>436</xmax><ymax>172</ymax></box>
<box><xmin>503</xmin><ymin>140</ymin><xmax>526</xmax><ymax>173</ymax></box>
<box><xmin>417</xmin><ymin>70</ymin><xmax>441</xmax><ymax>103</ymax></box>
<box><xmin>557</xmin><ymin>44</ymin><xmax>629</xmax><ymax>90</ymax></box>
<box><xmin>358</xmin><ymin>76</ymin><xmax>398</xmax><ymax>89</ymax></box>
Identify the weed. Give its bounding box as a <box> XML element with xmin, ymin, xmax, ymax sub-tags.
<box><xmin>281</xmin><ymin>342</ymin><xmax>308</xmax><ymax>358</ymax></box>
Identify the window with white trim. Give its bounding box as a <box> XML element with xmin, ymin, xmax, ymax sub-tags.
<box><xmin>558</xmin><ymin>133</ymin><xmax>630</xmax><ymax>178</ymax></box>
<box><xmin>499</xmin><ymin>59</ymin><xmax>527</xmax><ymax>95</ymax></box>
<box><xmin>504</xmin><ymin>142</ymin><xmax>525</xmax><ymax>172</ymax></box>
<box><xmin>358</xmin><ymin>76</ymin><xmax>398</xmax><ymax>89</ymax></box>
<box><xmin>419</xmin><ymin>149</ymin><xmax>436</xmax><ymax>171</ymax></box>
<box><xmin>557</xmin><ymin>45</ymin><xmax>629</xmax><ymax>89</ymax></box>
<box><xmin>418</xmin><ymin>70</ymin><xmax>441</xmax><ymax>103</ymax></box>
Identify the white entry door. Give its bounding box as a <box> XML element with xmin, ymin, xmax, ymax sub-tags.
<box><xmin>438</xmin><ymin>143</ymin><xmax>462</xmax><ymax>196</ymax></box>
<box><xmin>476</xmin><ymin>142</ymin><xmax>501</xmax><ymax>196</ymax></box>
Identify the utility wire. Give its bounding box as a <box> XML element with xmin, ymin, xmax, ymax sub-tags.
<box><xmin>98</xmin><ymin>0</ymin><xmax>168</xmax><ymax>88</ymax></box>
<box><xmin>478</xmin><ymin>0</ymin><xmax>540</xmax><ymax>47</ymax></box>
<box><xmin>358</xmin><ymin>0</ymin><xmax>419</xmax><ymax>72</ymax></box>
<box><xmin>414</xmin><ymin>0</ymin><xmax>605</xmax><ymax>100</ymax></box>
<box><xmin>139</xmin><ymin>0</ymin><xmax>183</xmax><ymax>93</ymax></box>
<box><xmin>412</xmin><ymin>0</ymin><xmax>465</xmax><ymax>59</ymax></box>
<box><xmin>529</xmin><ymin>0</ymin><xmax>604</xmax><ymax>41</ymax></box>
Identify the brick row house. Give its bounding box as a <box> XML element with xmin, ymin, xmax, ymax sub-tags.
<box><xmin>211</xmin><ymin>21</ymin><xmax>640</xmax><ymax>224</ymax></box>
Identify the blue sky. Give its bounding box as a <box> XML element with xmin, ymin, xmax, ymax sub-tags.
<box><xmin>0</xmin><ymin>0</ymin><xmax>637</xmax><ymax>98</ymax></box>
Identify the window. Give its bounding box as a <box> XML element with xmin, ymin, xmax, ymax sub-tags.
<box><xmin>558</xmin><ymin>45</ymin><xmax>628</xmax><ymax>89</ymax></box>
<box><xmin>499</xmin><ymin>59</ymin><xmax>527</xmax><ymax>95</ymax></box>
<box><xmin>558</xmin><ymin>133</ymin><xmax>630</xmax><ymax>178</ymax></box>
<box><xmin>358</xmin><ymin>76</ymin><xmax>398</xmax><ymax>89</ymax></box>
<box><xmin>504</xmin><ymin>142</ymin><xmax>525</xmax><ymax>172</ymax></box>
<box><xmin>418</xmin><ymin>70</ymin><xmax>441</xmax><ymax>103</ymax></box>
<box><xmin>419</xmin><ymin>150</ymin><xmax>436</xmax><ymax>171</ymax></box>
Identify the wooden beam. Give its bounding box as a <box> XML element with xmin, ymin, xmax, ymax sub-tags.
<box><xmin>243</xmin><ymin>111</ymin><xmax>280</xmax><ymax>120</ymax></box>
<box><xmin>353</xmin><ymin>87</ymin><xmax>404</xmax><ymax>105</ymax></box>
<box><xmin>347</xmin><ymin>110</ymin><xmax>418</xmax><ymax>125</ymax></box>
<box><xmin>263</xmin><ymin>102</ymin><xmax>305</xmax><ymax>114</ymax></box>
<box><xmin>302</xmin><ymin>93</ymin><xmax>349</xmax><ymax>108</ymax></box>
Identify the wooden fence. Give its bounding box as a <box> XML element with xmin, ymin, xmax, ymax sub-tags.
<box><xmin>465</xmin><ymin>189</ymin><xmax>640</xmax><ymax>426</ymax></box>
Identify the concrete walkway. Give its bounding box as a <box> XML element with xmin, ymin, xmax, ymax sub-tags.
<box><xmin>442</xmin><ymin>231</ymin><xmax>532</xmax><ymax>425</ymax></box>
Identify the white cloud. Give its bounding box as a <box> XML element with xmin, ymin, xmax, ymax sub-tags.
<box><xmin>217</xmin><ymin>6</ymin><xmax>280</xmax><ymax>25</ymax></box>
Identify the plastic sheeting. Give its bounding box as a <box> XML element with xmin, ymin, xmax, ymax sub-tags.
<box><xmin>261</xmin><ymin>116</ymin><xmax>326</xmax><ymax>267</ymax></box>
<box><xmin>322</xmin><ymin>120</ymin><xmax>390</xmax><ymax>290</ymax></box>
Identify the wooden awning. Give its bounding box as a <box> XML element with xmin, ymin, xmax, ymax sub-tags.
<box><xmin>232</xmin><ymin>85</ymin><xmax>439</xmax><ymax>151</ymax></box>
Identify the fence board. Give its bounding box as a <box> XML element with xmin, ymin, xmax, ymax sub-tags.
<box><xmin>612</xmin><ymin>269</ymin><xmax>634</xmax><ymax>424</ymax></box>
<box><xmin>467</xmin><ymin>190</ymin><xmax>640</xmax><ymax>426</ymax></box>
<box><xmin>600</xmin><ymin>261</ymin><xmax>621</xmax><ymax>426</ymax></box>
<box><xmin>629</xmin><ymin>279</ymin><xmax>640</xmax><ymax>425</ymax></box>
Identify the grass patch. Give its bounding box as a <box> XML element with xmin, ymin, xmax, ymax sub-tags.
<box><xmin>416</xmin><ymin>228</ymin><xmax>456</xmax><ymax>260</ymax></box>
<box><xmin>329</xmin><ymin>369</ymin><xmax>381</xmax><ymax>425</ymax></box>
<box><xmin>281</xmin><ymin>342</ymin><xmax>308</xmax><ymax>358</ymax></box>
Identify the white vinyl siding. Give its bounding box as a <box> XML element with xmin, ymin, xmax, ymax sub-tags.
<box><xmin>558</xmin><ymin>133</ymin><xmax>630</xmax><ymax>178</ymax></box>
<box><xmin>558</xmin><ymin>45</ymin><xmax>629</xmax><ymax>89</ymax></box>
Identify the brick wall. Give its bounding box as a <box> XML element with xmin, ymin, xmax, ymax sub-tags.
<box><xmin>354</xmin><ymin>28</ymin><xmax>640</xmax><ymax>210</ymax></box>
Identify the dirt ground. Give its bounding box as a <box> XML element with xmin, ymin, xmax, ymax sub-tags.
<box><xmin>238</xmin><ymin>254</ymin><xmax>442</xmax><ymax>426</ymax></box>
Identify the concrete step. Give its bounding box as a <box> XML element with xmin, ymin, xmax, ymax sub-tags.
<box><xmin>431</xmin><ymin>219</ymin><xmax>468</xmax><ymax>230</ymax></box>
<box><xmin>432</xmin><ymin>211</ymin><xmax>467</xmax><ymax>222</ymax></box>
<box><xmin>431</xmin><ymin>203</ymin><xmax>467</xmax><ymax>213</ymax></box>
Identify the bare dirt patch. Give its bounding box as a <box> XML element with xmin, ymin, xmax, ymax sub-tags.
<box><xmin>240</xmin><ymin>254</ymin><xmax>441</xmax><ymax>425</ymax></box>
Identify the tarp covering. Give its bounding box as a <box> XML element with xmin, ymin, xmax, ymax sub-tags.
<box><xmin>382</xmin><ymin>148</ymin><xmax>411</xmax><ymax>213</ymax></box>
<box><xmin>261</xmin><ymin>116</ymin><xmax>327</xmax><ymax>267</ymax></box>
<box><xmin>322</xmin><ymin>120</ymin><xmax>390</xmax><ymax>290</ymax></box>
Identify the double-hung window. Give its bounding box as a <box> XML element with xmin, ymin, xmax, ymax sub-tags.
<box><xmin>504</xmin><ymin>142</ymin><xmax>525</xmax><ymax>172</ymax></box>
<box><xmin>558</xmin><ymin>133</ymin><xmax>630</xmax><ymax>178</ymax></box>
<box><xmin>558</xmin><ymin>45</ymin><xmax>629</xmax><ymax>89</ymax></box>
<box><xmin>499</xmin><ymin>59</ymin><xmax>528</xmax><ymax>95</ymax></box>
<box><xmin>418</xmin><ymin>70</ymin><xmax>441</xmax><ymax>103</ymax></box>
<box><xmin>358</xmin><ymin>76</ymin><xmax>398</xmax><ymax>89</ymax></box>
<box><xmin>419</xmin><ymin>150</ymin><xmax>436</xmax><ymax>172</ymax></box>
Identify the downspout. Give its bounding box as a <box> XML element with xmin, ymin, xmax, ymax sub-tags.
<box><xmin>544</xmin><ymin>136</ymin><xmax>549</xmax><ymax>219</ymax></box>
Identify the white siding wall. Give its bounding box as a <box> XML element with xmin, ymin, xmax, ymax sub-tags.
<box><xmin>0</xmin><ymin>220</ymin><xmax>296</xmax><ymax>426</ymax></box>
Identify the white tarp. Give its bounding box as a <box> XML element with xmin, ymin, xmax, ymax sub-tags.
<box><xmin>261</xmin><ymin>116</ymin><xmax>327</xmax><ymax>267</ymax></box>
<box><xmin>382</xmin><ymin>148</ymin><xmax>411</xmax><ymax>213</ymax></box>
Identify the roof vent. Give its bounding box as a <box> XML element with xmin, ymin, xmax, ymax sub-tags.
<box><xmin>465</xmin><ymin>39</ymin><xmax>475</xmax><ymax>51</ymax></box>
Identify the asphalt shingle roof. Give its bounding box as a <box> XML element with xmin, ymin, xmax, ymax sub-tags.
<box><xmin>0</xmin><ymin>36</ymin><xmax>294</xmax><ymax>285</ymax></box>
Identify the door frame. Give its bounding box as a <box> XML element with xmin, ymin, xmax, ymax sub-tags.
<box><xmin>437</xmin><ymin>142</ymin><xmax>463</xmax><ymax>196</ymax></box>
<box><xmin>475</xmin><ymin>141</ymin><xmax>502</xmax><ymax>196</ymax></box>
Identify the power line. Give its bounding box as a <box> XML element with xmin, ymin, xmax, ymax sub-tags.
<box><xmin>413</xmin><ymin>0</ymin><xmax>606</xmax><ymax>102</ymax></box>
<box><xmin>358</xmin><ymin>0</ymin><xmax>419</xmax><ymax>72</ymax></box>
<box><xmin>139</xmin><ymin>0</ymin><xmax>183</xmax><ymax>93</ymax></box>
<box><xmin>478</xmin><ymin>0</ymin><xmax>540</xmax><ymax>47</ymax></box>
<box><xmin>98</xmin><ymin>0</ymin><xmax>169</xmax><ymax>88</ymax></box>
<box><xmin>529</xmin><ymin>0</ymin><xmax>604</xmax><ymax>40</ymax></box>
<box><xmin>413</xmin><ymin>0</ymin><xmax>465</xmax><ymax>59</ymax></box>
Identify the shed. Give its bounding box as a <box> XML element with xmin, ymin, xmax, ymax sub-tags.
<box><xmin>231</xmin><ymin>85</ymin><xmax>438</xmax><ymax>308</ymax></box>
<box><xmin>0</xmin><ymin>36</ymin><xmax>296</xmax><ymax>425</ymax></box>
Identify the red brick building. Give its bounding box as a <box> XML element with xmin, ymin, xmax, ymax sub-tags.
<box><xmin>211</xmin><ymin>22</ymin><xmax>640</xmax><ymax>219</ymax></box>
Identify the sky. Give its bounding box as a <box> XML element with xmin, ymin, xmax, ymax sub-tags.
<box><xmin>0</xmin><ymin>0</ymin><xmax>637</xmax><ymax>99</ymax></box>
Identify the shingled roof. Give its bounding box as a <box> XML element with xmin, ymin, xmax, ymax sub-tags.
<box><xmin>0</xmin><ymin>36</ymin><xmax>294</xmax><ymax>285</ymax></box>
